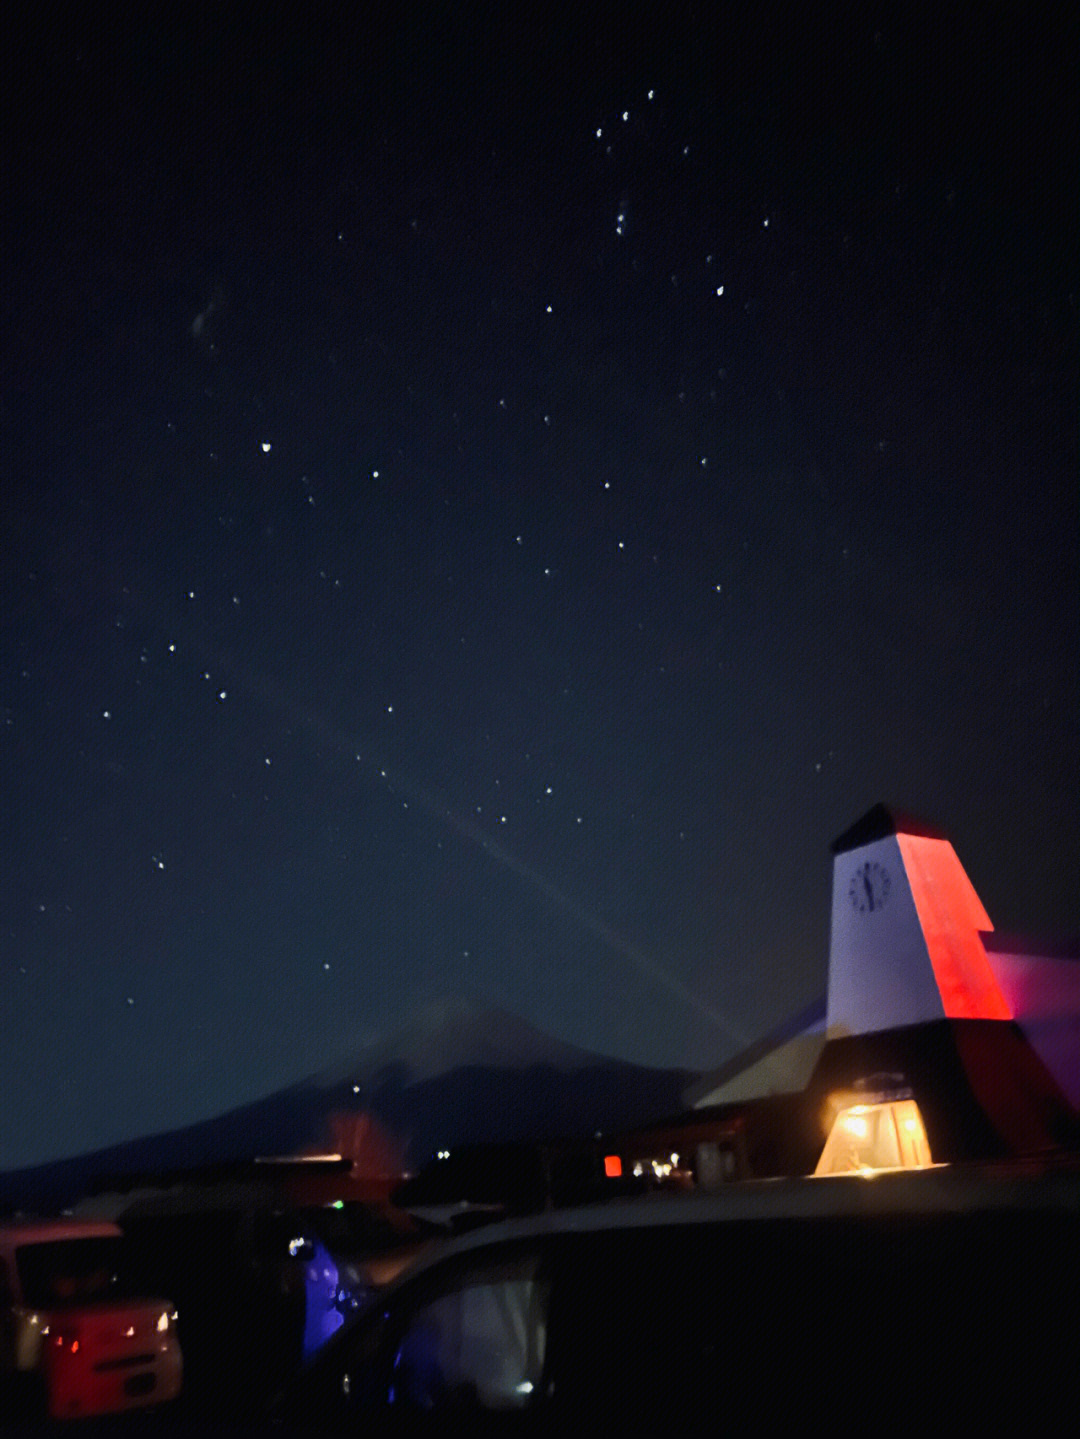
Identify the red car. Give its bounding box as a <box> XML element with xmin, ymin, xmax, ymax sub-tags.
<box><xmin>0</xmin><ymin>1218</ymin><xmax>182</xmax><ymax>1421</ymax></box>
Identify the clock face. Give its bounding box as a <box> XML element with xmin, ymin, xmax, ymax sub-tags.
<box><xmin>849</xmin><ymin>860</ymin><xmax>891</xmax><ymax>913</ymax></box>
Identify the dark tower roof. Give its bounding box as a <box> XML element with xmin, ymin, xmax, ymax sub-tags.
<box><xmin>831</xmin><ymin>803</ymin><xmax>949</xmax><ymax>855</ymax></box>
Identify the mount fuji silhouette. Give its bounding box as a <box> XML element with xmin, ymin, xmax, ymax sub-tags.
<box><xmin>2</xmin><ymin>1000</ymin><xmax>698</xmax><ymax>1212</ymax></box>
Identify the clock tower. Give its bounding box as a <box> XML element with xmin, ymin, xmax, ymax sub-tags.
<box><xmin>826</xmin><ymin>804</ymin><xmax>1010</xmax><ymax>1038</ymax></box>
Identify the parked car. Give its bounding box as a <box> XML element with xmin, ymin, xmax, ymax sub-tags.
<box><xmin>275</xmin><ymin>1160</ymin><xmax>1080</xmax><ymax>1433</ymax></box>
<box><xmin>239</xmin><ymin>1201</ymin><xmax>440</xmax><ymax>1362</ymax></box>
<box><xmin>104</xmin><ymin>1196</ymin><xmax>436</xmax><ymax>1419</ymax></box>
<box><xmin>0</xmin><ymin>1218</ymin><xmax>182</xmax><ymax>1422</ymax></box>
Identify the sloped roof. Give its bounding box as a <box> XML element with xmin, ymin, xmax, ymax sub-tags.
<box><xmin>684</xmin><ymin>998</ymin><xmax>826</xmax><ymax>1107</ymax></box>
<box><xmin>830</xmin><ymin>803</ymin><xmax>949</xmax><ymax>854</ymax></box>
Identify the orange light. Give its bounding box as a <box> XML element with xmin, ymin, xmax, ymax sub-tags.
<box><xmin>815</xmin><ymin>1096</ymin><xmax>935</xmax><ymax>1176</ymax></box>
<box><xmin>604</xmin><ymin>1154</ymin><xmax>622</xmax><ymax>1178</ymax></box>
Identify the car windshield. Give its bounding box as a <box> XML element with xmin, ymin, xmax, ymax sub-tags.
<box><xmin>15</xmin><ymin>1236</ymin><xmax>141</xmax><ymax>1308</ymax></box>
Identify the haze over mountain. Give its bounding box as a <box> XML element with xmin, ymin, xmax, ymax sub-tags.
<box><xmin>1</xmin><ymin>1001</ymin><xmax>698</xmax><ymax>1212</ymax></box>
<box><xmin>314</xmin><ymin>996</ymin><xmax>622</xmax><ymax>1087</ymax></box>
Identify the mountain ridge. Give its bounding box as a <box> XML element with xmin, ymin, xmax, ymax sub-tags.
<box><xmin>1</xmin><ymin>1001</ymin><xmax>699</xmax><ymax>1212</ymax></box>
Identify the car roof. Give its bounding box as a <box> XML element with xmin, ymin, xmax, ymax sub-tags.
<box><xmin>0</xmin><ymin>1218</ymin><xmax>123</xmax><ymax>1251</ymax></box>
<box><xmin>377</xmin><ymin>1160</ymin><xmax>1080</xmax><ymax>1286</ymax></box>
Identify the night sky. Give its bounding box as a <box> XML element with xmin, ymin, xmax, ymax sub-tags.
<box><xmin>3</xmin><ymin>5</ymin><xmax>1077</xmax><ymax>1171</ymax></box>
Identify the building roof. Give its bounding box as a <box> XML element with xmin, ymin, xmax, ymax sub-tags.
<box><xmin>830</xmin><ymin>802</ymin><xmax>949</xmax><ymax>854</ymax></box>
<box><xmin>683</xmin><ymin>998</ymin><xmax>826</xmax><ymax>1108</ymax></box>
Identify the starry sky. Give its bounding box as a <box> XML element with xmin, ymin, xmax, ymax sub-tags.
<box><xmin>3</xmin><ymin>4</ymin><xmax>1077</xmax><ymax>1171</ymax></box>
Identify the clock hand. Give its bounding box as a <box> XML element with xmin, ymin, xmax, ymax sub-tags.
<box><xmin>863</xmin><ymin>873</ymin><xmax>874</xmax><ymax>911</ymax></box>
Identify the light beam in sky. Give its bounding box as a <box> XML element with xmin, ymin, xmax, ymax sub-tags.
<box><xmin>207</xmin><ymin>641</ymin><xmax>749</xmax><ymax>1050</ymax></box>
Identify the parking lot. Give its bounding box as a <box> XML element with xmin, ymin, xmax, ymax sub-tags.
<box><xmin>5</xmin><ymin>1163</ymin><xmax>1077</xmax><ymax>1436</ymax></box>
